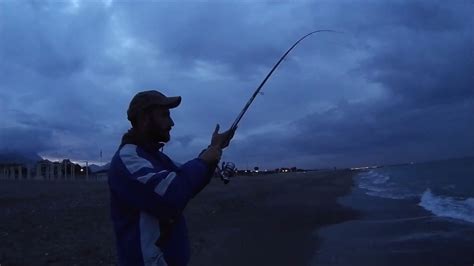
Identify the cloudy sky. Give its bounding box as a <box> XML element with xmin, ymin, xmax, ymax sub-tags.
<box><xmin>0</xmin><ymin>0</ymin><xmax>473</xmax><ymax>169</ymax></box>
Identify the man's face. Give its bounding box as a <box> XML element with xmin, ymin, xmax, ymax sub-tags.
<box><xmin>146</xmin><ymin>107</ymin><xmax>175</xmax><ymax>142</ymax></box>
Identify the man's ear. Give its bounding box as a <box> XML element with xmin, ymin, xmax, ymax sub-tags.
<box><xmin>134</xmin><ymin>112</ymin><xmax>149</xmax><ymax>129</ymax></box>
<box><xmin>142</xmin><ymin>113</ymin><xmax>152</xmax><ymax>127</ymax></box>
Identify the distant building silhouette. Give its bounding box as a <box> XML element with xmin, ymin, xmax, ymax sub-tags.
<box><xmin>0</xmin><ymin>159</ymin><xmax>106</xmax><ymax>181</ymax></box>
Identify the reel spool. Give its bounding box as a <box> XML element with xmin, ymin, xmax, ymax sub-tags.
<box><xmin>218</xmin><ymin>161</ymin><xmax>236</xmax><ymax>184</ymax></box>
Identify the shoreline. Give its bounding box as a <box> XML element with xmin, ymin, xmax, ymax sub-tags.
<box><xmin>312</xmin><ymin>172</ymin><xmax>474</xmax><ymax>266</ymax></box>
<box><xmin>187</xmin><ymin>170</ymin><xmax>359</xmax><ymax>266</ymax></box>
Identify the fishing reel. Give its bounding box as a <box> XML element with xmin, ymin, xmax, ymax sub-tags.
<box><xmin>218</xmin><ymin>161</ymin><xmax>236</xmax><ymax>184</ymax></box>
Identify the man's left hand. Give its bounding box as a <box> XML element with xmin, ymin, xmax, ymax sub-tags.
<box><xmin>210</xmin><ymin>124</ymin><xmax>236</xmax><ymax>149</ymax></box>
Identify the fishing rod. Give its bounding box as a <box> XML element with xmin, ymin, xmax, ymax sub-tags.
<box><xmin>219</xmin><ymin>30</ymin><xmax>340</xmax><ymax>184</ymax></box>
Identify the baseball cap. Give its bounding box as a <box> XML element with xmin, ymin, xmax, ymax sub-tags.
<box><xmin>127</xmin><ymin>90</ymin><xmax>181</xmax><ymax>122</ymax></box>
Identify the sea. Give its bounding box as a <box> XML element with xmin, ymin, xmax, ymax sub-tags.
<box><xmin>312</xmin><ymin>156</ymin><xmax>474</xmax><ymax>266</ymax></box>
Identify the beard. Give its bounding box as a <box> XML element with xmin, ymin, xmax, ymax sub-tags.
<box><xmin>148</xmin><ymin>120</ymin><xmax>171</xmax><ymax>143</ymax></box>
<box><xmin>159</xmin><ymin>130</ymin><xmax>170</xmax><ymax>142</ymax></box>
<box><xmin>147</xmin><ymin>127</ymin><xmax>169</xmax><ymax>143</ymax></box>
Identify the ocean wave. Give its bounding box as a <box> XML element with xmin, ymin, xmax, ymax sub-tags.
<box><xmin>373</xmin><ymin>175</ymin><xmax>390</xmax><ymax>184</ymax></box>
<box><xmin>390</xmin><ymin>230</ymin><xmax>457</xmax><ymax>242</ymax></box>
<box><xmin>365</xmin><ymin>190</ymin><xmax>417</xmax><ymax>200</ymax></box>
<box><xmin>355</xmin><ymin>215</ymin><xmax>434</xmax><ymax>223</ymax></box>
<box><xmin>359</xmin><ymin>170</ymin><xmax>391</xmax><ymax>184</ymax></box>
<box><xmin>357</xmin><ymin>171</ymin><xmax>416</xmax><ymax>199</ymax></box>
<box><xmin>419</xmin><ymin>189</ymin><xmax>474</xmax><ymax>224</ymax></box>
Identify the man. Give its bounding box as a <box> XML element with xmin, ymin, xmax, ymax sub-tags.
<box><xmin>108</xmin><ymin>90</ymin><xmax>235</xmax><ymax>266</ymax></box>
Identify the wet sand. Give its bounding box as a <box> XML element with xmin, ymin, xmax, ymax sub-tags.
<box><xmin>312</xmin><ymin>182</ymin><xmax>474</xmax><ymax>266</ymax></box>
<box><xmin>187</xmin><ymin>170</ymin><xmax>359</xmax><ymax>266</ymax></box>
<box><xmin>0</xmin><ymin>170</ymin><xmax>358</xmax><ymax>265</ymax></box>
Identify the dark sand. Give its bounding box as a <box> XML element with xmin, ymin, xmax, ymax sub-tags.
<box><xmin>0</xmin><ymin>170</ymin><xmax>357</xmax><ymax>266</ymax></box>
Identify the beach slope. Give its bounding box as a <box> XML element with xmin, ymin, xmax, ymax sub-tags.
<box><xmin>0</xmin><ymin>170</ymin><xmax>357</xmax><ymax>265</ymax></box>
<box><xmin>187</xmin><ymin>170</ymin><xmax>358</xmax><ymax>266</ymax></box>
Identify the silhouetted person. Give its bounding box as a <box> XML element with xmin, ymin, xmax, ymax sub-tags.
<box><xmin>108</xmin><ymin>90</ymin><xmax>235</xmax><ymax>266</ymax></box>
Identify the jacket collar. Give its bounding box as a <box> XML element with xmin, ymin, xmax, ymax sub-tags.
<box><xmin>120</xmin><ymin>128</ymin><xmax>164</xmax><ymax>154</ymax></box>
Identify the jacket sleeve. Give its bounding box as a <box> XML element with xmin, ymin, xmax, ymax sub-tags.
<box><xmin>108</xmin><ymin>144</ymin><xmax>212</xmax><ymax>220</ymax></box>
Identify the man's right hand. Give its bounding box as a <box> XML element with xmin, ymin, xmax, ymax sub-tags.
<box><xmin>198</xmin><ymin>145</ymin><xmax>222</xmax><ymax>165</ymax></box>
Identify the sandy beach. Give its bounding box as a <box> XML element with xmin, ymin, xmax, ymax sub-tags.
<box><xmin>0</xmin><ymin>170</ymin><xmax>358</xmax><ymax>265</ymax></box>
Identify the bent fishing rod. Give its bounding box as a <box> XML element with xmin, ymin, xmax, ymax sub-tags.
<box><xmin>219</xmin><ymin>30</ymin><xmax>340</xmax><ymax>184</ymax></box>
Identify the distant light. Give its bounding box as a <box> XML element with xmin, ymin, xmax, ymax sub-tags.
<box><xmin>255</xmin><ymin>170</ymin><xmax>259</xmax><ymax>173</ymax></box>
<box><xmin>80</xmin><ymin>168</ymin><xmax>84</xmax><ymax>172</ymax></box>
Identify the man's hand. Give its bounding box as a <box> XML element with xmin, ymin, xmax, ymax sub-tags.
<box><xmin>210</xmin><ymin>124</ymin><xmax>236</xmax><ymax>149</ymax></box>
<box><xmin>198</xmin><ymin>146</ymin><xmax>222</xmax><ymax>165</ymax></box>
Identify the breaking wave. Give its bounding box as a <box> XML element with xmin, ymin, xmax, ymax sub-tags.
<box><xmin>358</xmin><ymin>171</ymin><xmax>417</xmax><ymax>200</ymax></box>
<box><xmin>419</xmin><ymin>189</ymin><xmax>474</xmax><ymax>224</ymax></box>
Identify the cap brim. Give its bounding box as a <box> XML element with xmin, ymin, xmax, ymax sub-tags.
<box><xmin>162</xmin><ymin>96</ymin><xmax>181</xmax><ymax>109</ymax></box>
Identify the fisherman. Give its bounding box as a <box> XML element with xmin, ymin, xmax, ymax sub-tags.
<box><xmin>107</xmin><ymin>90</ymin><xmax>235</xmax><ymax>266</ymax></box>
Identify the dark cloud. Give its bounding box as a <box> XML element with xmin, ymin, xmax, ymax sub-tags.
<box><xmin>173</xmin><ymin>135</ymin><xmax>196</xmax><ymax>148</ymax></box>
<box><xmin>360</xmin><ymin>28</ymin><xmax>473</xmax><ymax>106</ymax></box>
<box><xmin>0</xmin><ymin>1</ymin><xmax>111</xmax><ymax>78</ymax></box>
<box><xmin>0</xmin><ymin>127</ymin><xmax>57</xmax><ymax>154</ymax></box>
<box><xmin>228</xmin><ymin>97</ymin><xmax>474</xmax><ymax>168</ymax></box>
<box><xmin>112</xmin><ymin>2</ymin><xmax>290</xmax><ymax>78</ymax></box>
<box><xmin>0</xmin><ymin>0</ymin><xmax>472</xmax><ymax>168</ymax></box>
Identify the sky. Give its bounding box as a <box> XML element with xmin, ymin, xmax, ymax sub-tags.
<box><xmin>0</xmin><ymin>0</ymin><xmax>473</xmax><ymax>169</ymax></box>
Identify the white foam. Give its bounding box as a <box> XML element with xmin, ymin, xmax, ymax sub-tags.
<box><xmin>358</xmin><ymin>171</ymin><xmax>390</xmax><ymax>188</ymax></box>
<box><xmin>419</xmin><ymin>189</ymin><xmax>474</xmax><ymax>224</ymax></box>
<box><xmin>360</xmin><ymin>171</ymin><xmax>390</xmax><ymax>183</ymax></box>
<box><xmin>357</xmin><ymin>171</ymin><xmax>415</xmax><ymax>199</ymax></box>
<box><xmin>365</xmin><ymin>190</ymin><xmax>417</xmax><ymax>200</ymax></box>
<box><xmin>373</xmin><ymin>175</ymin><xmax>390</xmax><ymax>184</ymax></box>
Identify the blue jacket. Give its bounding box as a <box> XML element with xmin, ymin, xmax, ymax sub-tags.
<box><xmin>108</xmin><ymin>132</ymin><xmax>214</xmax><ymax>266</ymax></box>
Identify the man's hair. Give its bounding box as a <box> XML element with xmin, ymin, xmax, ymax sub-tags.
<box><xmin>130</xmin><ymin>105</ymin><xmax>161</xmax><ymax>128</ymax></box>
